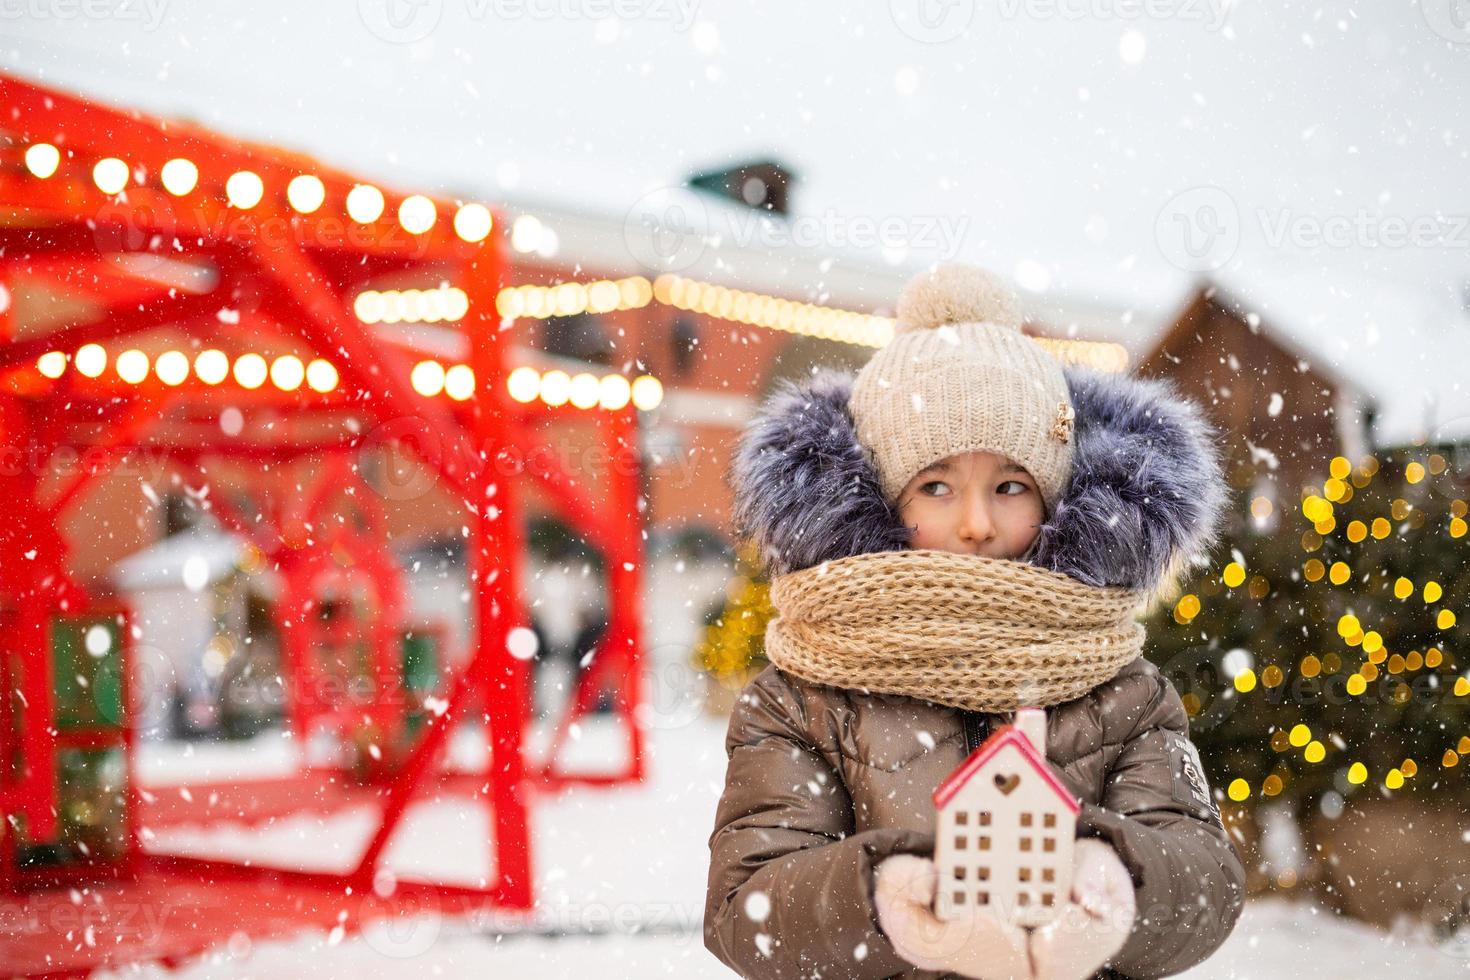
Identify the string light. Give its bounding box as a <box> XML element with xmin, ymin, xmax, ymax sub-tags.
<box><xmin>410</xmin><ymin>359</ymin><xmax>446</xmax><ymax>397</ymax></box>
<box><xmin>115</xmin><ymin>349</ymin><xmax>150</xmax><ymax>384</ymax></box>
<box><xmin>305</xmin><ymin>358</ymin><xmax>339</xmax><ymax>393</ymax></box>
<box><xmin>496</xmin><ymin>277</ymin><xmax>653</xmax><ymax>319</ymax></box>
<box><xmin>36</xmin><ymin>351</ymin><xmax>66</xmax><ymax>379</ymax></box>
<box><xmin>25</xmin><ymin>143</ymin><xmax>60</xmax><ymax>179</ymax></box>
<box><xmin>346</xmin><ymin>184</ymin><xmax>385</xmax><ymax>224</ymax></box>
<box><xmin>654</xmin><ymin>274</ymin><xmax>894</xmax><ymax>348</ymax></box>
<box><xmin>155</xmin><ymin>350</ymin><xmax>190</xmax><ymax>386</ymax></box>
<box><xmin>75</xmin><ymin>343</ymin><xmax>107</xmax><ymax>378</ymax></box>
<box><xmin>161</xmin><ymin>158</ymin><xmax>199</xmax><ymax>196</ymax></box>
<box><xmin>92</xmin><ymin>157</ymin><xmax>130</xmax><ymax>195</ymax></box>
<box><xmin>398</xmin><ymin>195</ymin><xmax>437</xmax><ymax>235</ymax></box>
<box><xmin>443</xmin><ymin>364</ymin><xmax>475</xmax><ymax>401</ymax></box>
<box><xmin>287</xmin><ymin>175</ymin><xmax>326</xmax><ymax>214</ymax></box>
<box><xmin>354</xmin><ymin>287</ymin><xmax>469</xmax><ymax>324</ymax></box>
<box><xmin>453</xmin><ymin>203</ymin><xmax>493</xmax><ymax>243</ymax></box>
<box><xmin>269</xmin><ymin>354</ymin><xmax>305</xmax><ymax>391</ymax></box>
<box><xmin>232</xmin><ymin>352</ymin><xmax>268</xmax><ymax>389</ymax></box>
<box><xmin>225</xmin><ymin>171</ymin><xmax>264</xmax><ymax>209</ymax></box>
<box><xmin>195</xmin><ymin>349</ymin><xmax>230</xmax><ymax>385</ymax></box>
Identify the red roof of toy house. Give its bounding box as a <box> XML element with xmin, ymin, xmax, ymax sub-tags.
<box><xmin>932</xmin><ymin>724</ymin><xmax>1081</xmax><ymax>813</ymax></box>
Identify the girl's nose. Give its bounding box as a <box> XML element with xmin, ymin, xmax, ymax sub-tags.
<box><xmin>958</xmin><ymin>490</ymin><xmax>996</xmax><ymax>544</ymax></box>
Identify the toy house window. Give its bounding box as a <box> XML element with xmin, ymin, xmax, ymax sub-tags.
<box><xmin>1018</xmin><ymin>893</ymin><xmax>1030</xmax><ymax>907</ymax></box>
<box><xmin>955</xmin><ymin>811</ymin><xmax>969</xmax><ymax>826</ymax></box>
<box><xmin>978</xmin><ymin>835</ymin><xmax>991</xmax><ymax>850</ymax></box>
<box><xmin>977</xmin><ymin>867</ymin><xmax>990</xmax><ymax>881</ymax></box>
<box><xmin>1018</xmin><ymin>867</ymin><xmax>1031</xmax><ymax>882</ymax></box>
<box><xmin>978</xmin><ymin>891</ymin><xmax>990</xmax><ymax>904</ymax></box>
<box><xmin>1020</xmin><ymin>812</ymin><xmax>1033</xmax><ymax>827</ymax></box>
<box><xmin>1042</xmin><ymin>868</ymin><xmax>1055</xmax><ymax>883</ymax></box>
<box><xmin>1043</xmin><ymin>837</ymin><xmax>1056</xmax><ymax>852</ymax></box>
<box><xmin>955</xmin><ymin>836</ymin><xmax>967</xmax><ymax>850</ymax></box>
<box><xmin>979</xmin><ymin>811</ymin><xmax>992</xmax><ymax>826</ymax></box>
<box><xmin>954</xmin><ymin>867</ymin><xmax>967</xmax><ymax>881</ymax></box>
<box><xmin>1042</xmin><ymin>892</ymin><xmax>1055</xmax><ymax>906</ymax></box>
<box><xmin>1044</xmin><ymin>813</ymin><xmax>1057</xmax><ymax>828</ymax></box>
<box><xmin>954</xmin><ymin>891</ymin><xmax>966</xmax><ymax>905</ymax></box>
<box><xmin>1020</xmin><ymin>837</ymin><xmax>1032</xmax><ymax>852</ymax></box>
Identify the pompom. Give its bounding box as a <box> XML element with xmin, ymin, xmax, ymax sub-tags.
<box><xmin>894</xmin><ymin>263</ymin><xmax>1023</xmax><ymax>335</ymax></box>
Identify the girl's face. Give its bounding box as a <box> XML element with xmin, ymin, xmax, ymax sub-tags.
<box><xmin>896</xmin><ymin>450</ymin><xmax>1045</xmax><ymax>559</ymax></box>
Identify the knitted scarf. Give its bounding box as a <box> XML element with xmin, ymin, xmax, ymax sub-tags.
<box><xmin>764</xmin><ymin>549</ymin><xmax>1146</xmax><ymax>712</ymax></box>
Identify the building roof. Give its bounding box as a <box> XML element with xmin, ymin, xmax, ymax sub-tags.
<box><xmin>931</xmin><ymin>724</ymin><xmax>1081</xmax><ymax>814</ymax></box>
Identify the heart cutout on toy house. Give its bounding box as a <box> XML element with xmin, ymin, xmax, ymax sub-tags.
<box><xmin>993</xmin><ymin>772</ymin><xmax>1020</xmax><ymax>795</ymax></box>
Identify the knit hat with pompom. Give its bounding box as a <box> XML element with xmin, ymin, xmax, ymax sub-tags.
<box><xmin>849</xmin><ymin>264</ymin><xmax>1075</xmax><ymax>511</ymax></box>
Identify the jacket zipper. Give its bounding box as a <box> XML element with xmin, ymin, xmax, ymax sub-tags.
<box><xmin>961</xmin><ymin>710</ymin><xmax>1003</xmax><ymax>754</ymax></box>
<box><xmin>961</xmin><ymin>711</ymin><xmax>985</xmax><ymax>755</ymax></box>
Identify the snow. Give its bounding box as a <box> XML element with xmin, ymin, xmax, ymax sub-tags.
<box><xmin>117</xmin><ymin>715</ymin><xmax>1470</xmax><ymax>978</ymax></box>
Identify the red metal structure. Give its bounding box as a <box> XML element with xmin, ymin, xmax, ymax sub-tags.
<box><xmin>0</xmin><ymin>73</ymin><xmax>648</xmax><ymax>974</ymax></box>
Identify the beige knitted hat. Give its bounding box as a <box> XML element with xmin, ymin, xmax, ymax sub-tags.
<box><xmin>849</xmin><ymin>264</ymin><xmax>1076</xmax><ymax>510</ymax></box>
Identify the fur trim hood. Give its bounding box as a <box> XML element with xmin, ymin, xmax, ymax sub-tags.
<box><xmin>728</xmin><ymin>366</ymin><xmax>1227</xmax><ymax>593</ymax></box>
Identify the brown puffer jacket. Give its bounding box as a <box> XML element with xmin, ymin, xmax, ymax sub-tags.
<box><xmin>704</xmin><ymin>655</ymin><xmax>1246</xmax><ymax>979</ymax></box>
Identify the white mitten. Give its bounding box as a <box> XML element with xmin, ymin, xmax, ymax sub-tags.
<box><xmin>1029</xmin><ymin>838</ymin><xmax>1137</xmax><ymax>980</ymax></box>
<box><xmin>874</xmin><ymin>854</ymin><xmax>1033</xmax><ymax>980</ymax></box>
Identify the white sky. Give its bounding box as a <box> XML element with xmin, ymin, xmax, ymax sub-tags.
<box><xmin>5</xmin><ymin>0</ymin><xmax>1470</xmax><ymax>439</ymax></box>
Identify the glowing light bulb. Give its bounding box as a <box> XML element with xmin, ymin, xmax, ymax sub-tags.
<box><xmin>226</xmin><ymin>171</ymin><xmax>264</xmax><ymax>209</ymax></box>
<box><xmin>93</xmin><ymin>157</ymin><xmax>130</xmax><ymax>195</ymax></box>
<box><xmin>305</xmin><ymin>358</ymin><xmax>339</xmax><ymax>393</ymax></box>
<box><xmin>161</xmin><ymin>158</ymin><xmax>199</xmax><ymax>195</ymax></box>
<box><xmin>443</xmin><ymin>364</ymin><xmax>475</xmax><ymax>401</ymax></box>
<box><xmin>599</xmin><ymin>374</ymin><xmax>631</xmax><ymax>411</ymax></box>
<box><xmin>155</xmin><ymin>350</ymin><xmax>190</xmax><ymax>386</ymax></box>
<box><xmin>194</xmin><ymin>349</ymin><xmax>229</xmax><ymax>385</ymax></box>
<box><xmin>116</xmin><ymin>349</ymin><xmax>150</xmax><ymax>384</ymax></box>
<box><xmin>631</xmin><ymin>374</ymin><xmax>663</xmax><ymax>411</ymax></box>
<box><xmin>398</xmin><ymin>195</ymin><xmax>437</xmax><ymax>234</ymax></box>
<box><xmin>37</xmin><ymin>351</ymin><xmax>66</xmax><ymax>379</ymax></box>
<box><xmin>410</xmin><ymin>359</ymin><xmax>445</xmax><ymax>397</ymax></box>
<box><xmin>539</xmin><ymin>369</ymin><xmax>570</xmax><ymax>406</ymax></box>
<box><xmin>287</xmin><ymin>175</ymin><xmax>326</xmax><ymax>214</ymax></box>
<box><xmin>25</xmin><ymin>143</ymin><xmax>60</xmax><ymax>179</ymax></box>
<box><xmin>569</xmin><ymin>372</ymin><xmax>600</xmax><ymax>410</ymax></box>
<box><xmin>270</xmin><ymin>354</ymin><xmax>305</xmax><ymax>391</ymax></box>
<box><xmin>346</xmin><ymin>185</ymin><xmax>385</xmax><ymax>223</ymax></box>
<box><xmin>453</xmin><ymin>203</ymin><xmax>493</xmax><ymax>242</ymax></box>
<box><xmin>233</xmin><ymin>352</ymin><xmax>267</xmax><ymax>389</ymax></box>
<box><xmin>511</xmin><ymin>214</ymin><xmax>543</xmax><ymax>254</ymax></box>
<box><xmin>506</xmin><ymin>366</ymin><xmax>540</xmax><ymax>403</ymax></box>
<box><xmin>74</xmin><ymin>343</ymin><xmax>107</xmax><ymax>378</ymax></box>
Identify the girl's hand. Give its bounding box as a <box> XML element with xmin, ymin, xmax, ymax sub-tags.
<box><xmin>1029</xmin><ymin>839</ymin><xmax>1136</xmax><ymax>980</ymax></box>
<box><xmin>874</xmin><ymin>854</ymin><xmax>1033</xmax><ymax>980</ymax></box>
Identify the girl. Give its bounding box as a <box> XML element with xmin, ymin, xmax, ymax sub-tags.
<box><xmin>705</xmin><ymin>264</ymin><xmax>1245</xmax><ymax>979</ymax></box>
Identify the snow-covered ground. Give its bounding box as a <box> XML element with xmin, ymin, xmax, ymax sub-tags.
<box><xmin>113</xmin><ymin>713</ymin><xmax>1470</xmax><ymax>978</ymax></box>
<box><xmin>92</xmin><ymin>894</ymin><xmax>1470</xmax><ymax>979</ymax></box>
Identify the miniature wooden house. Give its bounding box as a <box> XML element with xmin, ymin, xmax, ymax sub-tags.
<box><xmin>931</xmin><ymin>707</ymin><xmax>1080</xmax><ymax>928</ymax></box>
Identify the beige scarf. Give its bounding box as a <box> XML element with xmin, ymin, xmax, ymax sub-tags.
<box><xmin>764</xmin><ymin>549</ymin><xmax>1146</xmax><ymax>712</ymax></box>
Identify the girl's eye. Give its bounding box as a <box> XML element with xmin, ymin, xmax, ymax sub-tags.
<box><xmin>998</xmin><ymin>480</ymin><xmax>1029</xmax><ymax>496</ymax></box>
<box><xmin>921</xmin><ymin>480</ymin><xmax>951</xmax><ymax>496</ymax></box>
